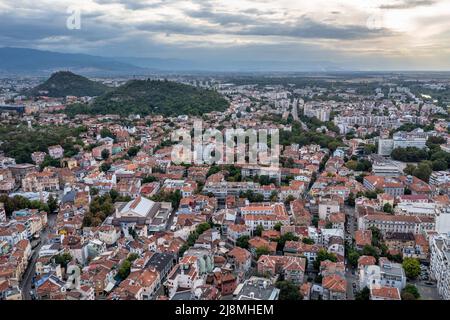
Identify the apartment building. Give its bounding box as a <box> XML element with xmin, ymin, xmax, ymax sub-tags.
<box><xmin>429</xmin><ymin>233</ymin><xmax>450</xmax><ymax>300</ymax></box>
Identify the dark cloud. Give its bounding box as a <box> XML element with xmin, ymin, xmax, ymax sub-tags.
<box><xmin>237</xmin><ymin>18</ymin><xmax>391</xmax><ymax>40</ymax></box>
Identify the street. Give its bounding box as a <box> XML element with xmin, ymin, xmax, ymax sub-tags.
<box><xmin>20</xmin><ymin>212</ymin><xmax>57</xmax><ymax>300</ymax></box>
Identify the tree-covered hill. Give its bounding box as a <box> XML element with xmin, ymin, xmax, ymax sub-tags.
<box><xmin>27</xmin><ymin>71</ymin><xmax>112</xmax><ymax>97</ymax></box>
<box><xmin>65</xmin><ymin>79</ymin><xmax>229</xmax><ymax>116</ymax></box>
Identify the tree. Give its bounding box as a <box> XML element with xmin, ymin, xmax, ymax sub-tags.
<box><xmin>101</xmin><ymin>148</ymin><xmax>110</xmax><ymax>160</ymax></box>
<box><xmin>355</xmin><ymin>286</ymin><xmax>370</xmax><ymax>300</ymax></box>
<box><xmin>274</xmin><ymin>222</ymin><xmax>283</xmax><ymax>232</ymax></box>
<box><xmin>362</xmin><ymin>245</ymin><xmax>379</xmax><ymax>260</ymax></box>
<box><xmin>313</xmin><ymin>249</ymin><xmax>337</xmax><ymax>270</ymax></box>
<box><xmin>100</xmin><ymin>127</ymin><xmax>115</xmax><ymax>139</ymax></box>
<box><xmin>236</xmin><ymin>235</ymin><xmax>250</xmax><ymax>249</ymax></box>
<box><xmin>432</xmin><ymin>159</ymin><xmax>448</xmax><ymax>171</ymax></box>
<box><xmin>302</xmin><ymin>237</ymin><xmax>314</xmax><ymax>245</ymax></box>
<box><xmin>347</xmin><ymin>249</ymin><xmax>360</xmax><ymax>268</ymax></box>
<box><xmin>117</xmin><ymin>259</ymin><xmax>131</xmax><ymax>280</ymax></box>
<box><xmin>404</xmin><ymin>164</ymin><xmax>416</xmax><ymax>176</ymax></box>
<box><xmin>276</xmin><ymin>232</ymin><xmax>299</xmax><ymax>251</ymax></box>
<box><xmin>127</xmin><ymin>146</ymin><xmax>140</xmax><ymax>157</ymax></box>
<box><xmin>364</xmin><ymin>144</ymin><xmax>377</xmax><ymax>155</ymax></box>
<box><xmin>413</xmin><ymin>162</ymin><xmax>432</xmax><ymax>183</ymax></box>
<box><xmin>347</xmin><ymin>192</ymin><xmax>355</xmax><ymax>207</ymax></box>
<box><xmin>255</xmin><ymin>246</ymin><xmax>270</xmax><ymax>259</ymax></box>
<box><xmin>402</xmin><ymin>258</ymin><xmax>421</xmax><ymax>279</ymax></box>
<box><xmin>100</xmin><ymin>162</ymin><xmax>111</xmax><ymax>172</ymax></box>
<box><xmin>254</xmin><ymin>224</ymin><xmax>264</xmax><ymax>237</ymax></box>
<box><xmin>142</xmin><ymin>175</ymin><xmax>157</xmax><ymax>183</ymax></box>
<box><xmin>276</xmin><ymin>281</ymin><xmax>303</xmax><ymax>300</ymax></box>
<box><xmin>270</xmin><ymin>191</ymin><xmax>278</xmax><ymax>202</ymax></box>
<box><xmin>127</xmin><ymin>253</ymin><xmax>139</xmax><ymax>262</ymax></box>
<box><xmin>47</xmin><ymin>195</ymin><xmax>58</xmax><ymax>213</ymax></box>
<box><xmin>284</xmin><ymin>195</ymin><xmax>295</xmax><ymax>205</ymax></box>
<box><xmin>383</xmin><ymin>203</ymin><xmax>394</xmax><ymax>214</ymax></box>
<box><xmin>54</xmin><ymin>252</ymin><xmax>72</xmax><ymax>269</ymax></box>
<box><xmin>401</xmin><ymin>284</ymin><xmax>420</xmax><ymax>300</ymax></box>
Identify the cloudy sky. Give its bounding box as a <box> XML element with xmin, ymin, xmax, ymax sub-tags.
<box><xmin>1</xmin><ymin>0</ymin><xmax>450</xmax><ymax>70</ymax></box>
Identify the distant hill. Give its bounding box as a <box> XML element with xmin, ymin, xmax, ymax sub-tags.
<box><xmin>27</xmin><ymin>71</ymin><xmax>112</xmax><ymax>97</ymax></box>
<box><xmin>0</xmin><ymin>47</ymin><xmax>150</xmax><ymax>76</ymax></box>
<box><xmin>66</xmin><ymin>79</ymin><xmax>229</xmax><ymax>116</ymax></box>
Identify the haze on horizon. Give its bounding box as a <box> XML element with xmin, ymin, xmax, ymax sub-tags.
<box><xmin>1</xmin><ymin>0</ymin><xmax>450</xmax><ymax>71</ymax></box>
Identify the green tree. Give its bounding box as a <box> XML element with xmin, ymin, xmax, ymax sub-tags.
<box><xmin>402</xmin><ymin>258</ymin><xmax>421</xmax><ymax>279</ymax></box>
<box><xmin>347</xmin><ymin>192</ymin><xmax>355</xmax><ymax>207</ymax></box>
<box><xmin>256</xmin><ymin>246</ymin><xmax>270</xmax><ymax>259</ymax></box>
<box><xmin>413</xmin><ymin>162</ymin><xmax>432</xmax><ymax>182</ymax></box>
<box><xmin>276</xmin><ymin>281</ymin><xmax>303</xmax><ymax>300</ymax></box>
<box><xmin>236</xmin><ymin>235</ymin><xmax>250</xmax><ymax>249</ymax></box>
<box><xmin>47</xmin><ymin>195</ymin><xmax>58</xmax><ymax>213</ymax></box>
<box><xmin>348</xmin><ymin>249</ymin><xmax>360</xmax><ymax>268</ymax></box>
<box><xmin>54</xmin><ymin>252</ymin><xmax>72</xmax><ymax>269</ymax></box>
<box><xmin>401</xmin><ymin>284</ymin><xmax>420</xmax><ymax>300</ymax></box>
<box><xmin>100</xmin><ymin>162</ymin><xmax>111</xmax><ymax>172</ymax></box>
<box><xmin>101</xmin><ymin>148</ymin><xmax>110</xmax><ymax>160</ymax></box>
<box><xmin>313</xmin><ymin>249</ymin><xmax>337</xmax><ymax>270</ymax></box>
<box><xmin>383</xmin><ymin>203</ymin><xmax>394</xmax><ymax>214</ymax></box>
<box><xmin>254</xmin><ymin>224</ymin><xmax>264</xmax><ymax>237</ymax></box>
<box><xmin>355</xmin><ymin>286</ymin><xmax>370</xmax><ymax>300</ymax></box>
<box><xmin>404</xmin><ymin>164</ymin><xmax>416</xmax><ymax>176</ymax></box>
<box><xmin>118</xmin><ymin>259</ymin><xmax>132</xmax><ymax>280</ymax></box>
<box><xmin>142</xmin><ymin>175</ymin><xmax>157</xmax><ymax>183</ymax></box>
<box><xmin>127</xmin><ymin>146</ymin><xmax>140</xmax><ymax>157</ymax></box>
<box><xmin>274</xmin><ymin>222</ymin><xmax>283</xmax><ymax>232</ymax></box>
<box><xmin>432</xmin><ymin>159</ymin><xmax>448</xmax><ymax>171</ymax></box>
<box><xmin>100</xmin><ymin>127</ymin><xmax>115</xmax><ymax>139</ymax></box>
<box><xmin>362</xmin><ymin>245</ymin><xmax>379</xmax><ymax>260</ymax></box>
<box><xmin>302</xmin><ymin>237</ymin><xmax>314</xmax><ymax>245</ymax></box>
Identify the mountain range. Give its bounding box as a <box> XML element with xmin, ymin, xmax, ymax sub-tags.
<box><xmin>0</xmin><ymin>47</ymin><xmax>346</xmax><ymax>76</ymax></box>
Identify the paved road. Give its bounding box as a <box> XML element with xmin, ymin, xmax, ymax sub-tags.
<box><xmin>20</xmin><ymin>213</ymin><xmax>57</xmax><ymax>300</ymax></box>
<box><xmin>165</xmin><ymin>207</ymin><xmax>177</xmax><ymax>231</ymax></box>
<box><xmin>408</xmin><ymin>280</ymin><xmax>441</xmax><ymax>300</ymax></box>
<box><xmin>345</xmin><ymin>269</ymin><xmax>358</xmax><ymax>300</ymax></box>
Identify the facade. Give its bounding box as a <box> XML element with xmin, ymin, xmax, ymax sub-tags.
<box><xmin>430</xmin><ymin>233</ymin><xmax>450</xmax><ymax>300</ymax></box>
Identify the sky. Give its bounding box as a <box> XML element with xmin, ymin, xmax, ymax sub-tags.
<box><xmin>1</xmin><ymin>0</ymin><xmax>450</xmax><ymax>70</ymax></box>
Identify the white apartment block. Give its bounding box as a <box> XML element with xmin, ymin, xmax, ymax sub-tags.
<box><xmin>430</xmin><ymin>233</ymin><xmax>450</xmax><ymax>300</ymax></box>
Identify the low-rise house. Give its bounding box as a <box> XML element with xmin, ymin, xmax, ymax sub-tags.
<box><xmin>257</xmin><ymin>255</ymin><xmax>306</xmax><ymax>284</ymax></box>
<box><xmin>227</xmin><ymin>247</ymin><xmax>251</xmax><ymax>273</ymax></box>
<box><xmin>370</xmin><ymin>286</ymin><xmax>401</xmax><ymax>300</ymax></box>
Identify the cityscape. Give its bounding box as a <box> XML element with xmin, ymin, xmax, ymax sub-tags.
<box><xmin>1</xmin><ymin>0</ymin><xmax>450</xmax><ymax>303</ymax></box>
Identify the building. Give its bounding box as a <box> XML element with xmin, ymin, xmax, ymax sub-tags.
<box><xmin>363</xmin><ymin>176</ymin><xmax>404</xmax><ymax>197</ymax></box>
<box><xmin>359</xmin><ymin>214</ymin><xmax>434</xmax><ymax>236</ymax></box>
<box><xmin>0</xmin><ymin>203</ymin><xmax>6</xmax><ymax>222</ymax></box>
<box><xmin>318</xmin><ymin>200</ymin><xmax>340</xmax><ymax>220</ymax></box>
<box><xmin>22</xmin><ymin>170</ymin><xmax>60</xmax><ymax>192</ymax></box>
<box><xmin>370</xmin><ymin>286</ymin><xmax>401</xmax><ymax>300</ymax></box>
<box><xmin>379</xmin><ymin>258</ymin><xmax>407</xmax><ymax>290</ymax></box>
<box><xmin>112</xmin><ymin>196</ymin><xmax>161</xmax><ymax>227</ymax></box>
<box><xmin>48</xmin><ymin>145</ymin><xmax>64</xmax><ymax>159</ymax></box>
<box><xmin>429</xmin><ymin>233</ymin><xmax>450</xmax><ymax>300</ymax></box>
<box><xmin>257</xmin><ymin>255</ymin><xmax>306</xmax><ymax>284</ymax></box>
<box><xmin>378</xmin><ymin>131</ymin><xmax>427</xmax><ymax>156</ymax></box>
<box><xmin>429</xmin><ymin>171</ymin><xmax>450</xmax><ymax>187</ymax></box>
<box><xmin>232</xmin><ymin>276</ymin><xmax>279</xmax><ymax>300</ymax></box>
<box><xmin>372</xmin><ymin>162</ymin><xmax>403</xmax><ymax>177</ymax></box>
